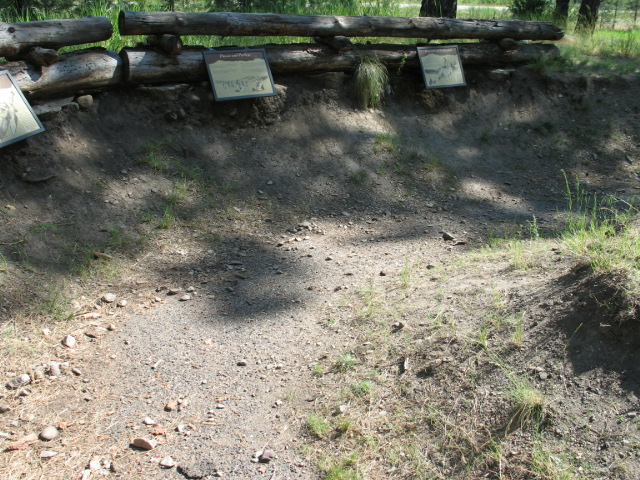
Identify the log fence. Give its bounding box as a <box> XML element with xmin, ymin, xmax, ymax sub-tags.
<box><xmin>0</xmin><ymin>11</ymin><xmax>564</xmax><ymax>100</ymax></box>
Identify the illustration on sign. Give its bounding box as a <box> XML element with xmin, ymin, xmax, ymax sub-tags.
<box><xmin>0</xmin><ymin>71</ymin><xmax>44</xmax><ymax>149</ymax></box>
<box><xmin>417</xmin><ymin>46</ymin><xmax>466</xmax><ymax>89</ymax></box>
<box><xmin>203</xmin><ymin>49</ymin><xmax>277</xmax><ymax>101</ymax></box>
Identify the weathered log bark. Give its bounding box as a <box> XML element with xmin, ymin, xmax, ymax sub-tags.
<box><xmin>3</xmin><ymin>48</ymin><xmax>123</xmax><ymax>99</ymax></box>
<box><xmin>119</xmin><ymin>10</ymin><xmax>564</xmax><ymax>41</ymax></box>
<box><xmin>146</xmin><ymin>34</ymin><xmax>183</xmax><ymax>55</ymax></box>
<box><xmin>313</xmin><ymin>36</ymin><xmax>353</xmax><ymax>52</ymax></box>
<box><xmin>121</xmin><ymin>43</ymin><xmax>559</xmax><ymax>85</ymax></box>
<box><xmin>0</xmin><ymin>17</ymin><xmax>113</xmax><ymax>57</ymax></box>
<box><xmin>7</xmin><ymin>46</ymin><xmax>59</xmax><ymax>66</ymax></box>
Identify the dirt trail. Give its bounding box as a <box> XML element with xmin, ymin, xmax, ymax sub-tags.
<box><xmin>1</xmin><ymin>67</ymin><xmax>640</xmax><ymax>479</ymax></box>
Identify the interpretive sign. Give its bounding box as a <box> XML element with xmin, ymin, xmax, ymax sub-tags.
<box><xmin>203</xmin><ymin>48</ymin><xmax>277</xmax><ymax>101</ymax></box>
<box><xmin>417</xmin><ymin>45</ymin><xmax>466</xmax><ymax>89</ymax></box>
<box><xmin>0</xmin><ymin>71</ymin><xmax>44</xmax><ymax>149</ymax></box>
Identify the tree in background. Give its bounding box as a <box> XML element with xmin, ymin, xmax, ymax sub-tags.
<box><xmin>205</xmin><ymin>0</ymin><xmax>357</xmax><ymax>13</ymax></box>
<box><xmin>576</xmin><ymin>0</ymin><xmax>602</xmax><ymax>32</ymax></box>
<box><xmin>510</xmin><ymin>0</ymin><xmax>548</xmax><ymax>17</ymax></box>
<box><xmin>553</xmin><ymin>0</ymin><xmax>570</xmax><ymax>24</ymax></box>
<box><xmin>419</xmin><ymin>0</ymin><xmax>457</xmax><ymax>18</ymax></box>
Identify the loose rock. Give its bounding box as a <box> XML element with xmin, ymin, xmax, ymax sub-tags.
<box><xmin>62</xmin><ymin>335</ymin><xmax>77</xmax><ymax>347</ymax></box>
<box><xmin>160</xmin><ymin>456</ymin><xmax>176</xmax><ymax>468</ymax></box>
<box><xmin>39</xmin><ymin>426</ymin><xmax>59</xmax><ymax>441</ymax></box>
<box><xmin>132</xmin><ymin>437</ymin><xmax>157</xmax><ymax>450</ymax></box>
<box><xmin>102</xmin><ymin>293</ymin><xmax>117</xmax><ymax>303</ymax></box>
<box><xmin>6</xmin><ymin>374</ymin><xmax>31</xmax><ymax>390</ymax></box>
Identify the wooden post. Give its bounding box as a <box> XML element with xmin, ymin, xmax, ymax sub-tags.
<box><xmin>118</xmin><ymin>11</ymin><xmax>564</xmax><ymax>41</ymax></box>
<box><xmin>0</xmin><ymin>17</ymin><xmax>113</xmax><ymax>57</ymax></box>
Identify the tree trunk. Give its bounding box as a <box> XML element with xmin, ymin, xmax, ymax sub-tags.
<box><xmin>121</xmin><ymin>43</ymin><xmax>560</xmax><ymax>85</ymax></box>
<box><xmin>420</xmin><ymin>0</ymin><xmax>457</xmax><ymax>19</ymax></box>
<box><xmin>0</xmin><ymin>17</ymin><xmax>113</xmax><ymax>57</ymax></box>
<box><xmin>576</xmin><ymin>0</ymin><xmax>602</xmax><ymax>32</ymax></box>
<box><xmin>119</xmin><ymin>11</ymin><xmax>564</xmax><ymax>41</ymax></box>
<box><xmin>554</xmin><ymin>0</ymin><xmax>570</xmax><ymax>24</ymax></box>
<box><xmin>4</xmin><ymin>48</ymin><xmax>123</xmax><ymax>99</ymax></box>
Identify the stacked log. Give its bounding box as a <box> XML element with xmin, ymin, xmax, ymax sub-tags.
<box><xmin>4</xmin><ymin>48</ymin><xmax>123</xmax><ymax>99</ymax></box>
<box><xmin>118</xmin><ymin>11</ymin><xmax>564</xmax><ymax>41</ymax></box>
<box><xmin>122</xmin><ymin>43</ymin><xmax>560</xmax><ymax>85</ymax></box>
<box><xmin>0</xmin><ymin>17</ymin><xmax>113</xmax><ymax>57</ymax></box>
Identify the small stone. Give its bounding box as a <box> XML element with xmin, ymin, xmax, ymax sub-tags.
<box><xmin>160</xmin><ymin>456</ymin><xmax>176</xmax><ymax>468</ymax></box>
<box><xmin>379</xmin><ymin>271</ymin><xmax>387</xmax><ymax>276</ymax></box>
<box><xmin>33</xmin><ymin>369</ymin><xmax>45</xmax><ymax>380</ymax></box>
<box><xmin>102</xmin><ymin>293</ymin><xmax>117</xmax><ymax>303</ymax></box>
<box><xmin>62</xmin><ymin>335</ymin><xmax>76</xmax><ymax>348</ymax></box>
<box><xmin>258</xmin><ymin>449</ymin><xmax>275</xmax><ymax>463</ymax></box>
<box><xmin>0</xmin><ymin>404</ymin><xmax>11</xmax><ymax>413</ymax></box>
<box><xmin>132</xmin><ymin>437</ymin><xmax>157</xmax><ymax>450</ymax></box>
<box><xmin>167</xmin><ymin>288</ymin><xmax>181</xmax><ymax>295</ymax></box>
<box><xmin>48</xmin><ymin>362</ymin><xmax>61</xmax><ymax>377</ymax></box>
<box><xmin>186</xmin><ymin>286</ymin><xmax>196</xmax><ymax>292</ymax></box>
<box><xmin>237</xmin><ymin>360</ymin><xmax>248</xmax><ymax>366</ymax></box>
<box><xmin>165</xmin><ymin>400</ymin><xmax>178</xmax><ymax>411</ymax></box>
<box><xmin>107</xmin><ymin>323</ymin><xmax>116</xmax><ymax>331</ymax></box>
<box><xmin>76</xmin><ymin>95</ymin><xmax>93</xmax><ymax>109</ymax></box>
<box><xmin>143</xmin><ymin>417</ymin><xmax>157</xmax><ymax>425</ymax></box>
<box><xmin>89</xmin><ymin>458</ymin><xmax>102</xmax><ymax>470</ymax></box>
<box><xmin>6</xmin><ymin>373</ymin><xmax>31</xmax><ymax>389</ymax></box>
<box><xmin>40</xmin><ymin>450</ymin><xmax>58</xmax><ymax>458</ymax></box>
<box><xmin>179</xmin><ymin>294</ymin><xmax>191</xmax><ymax>301</ymax></box>
<box><xmin>117</xmin><ymin>299</ymin><xmax>127</xmax><ymax>308</ymax></box>
<box><xmin>39</xmin><ymin>426</ymin><xmax>59</xmax><ymax>441</ymax></box>
<box><xmin>442</xmin><ymin>231</ymin><xmax>455</xmax><ymax>241</ymax></box>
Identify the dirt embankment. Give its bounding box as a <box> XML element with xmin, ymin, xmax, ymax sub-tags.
<box><xmin>1</xmin><ymin>67</ymin><xmax>640</xmax><ymax>479</ymax></box>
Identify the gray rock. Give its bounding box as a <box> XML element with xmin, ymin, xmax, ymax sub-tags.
<box><xmin>258</xmin><ymin>449</ymin><xmax>275</xmax><ymax>463</ymax></box>
<box><xmin>0</xmin><ymin>404</ymin><xmax>11</xmax><ymax>413</ymax></box>
<box><xmin>102</xmin><ymin>293</ymin><xmax>117</xmax><ymax>303</ymax></box>
<box><xmin>160</xmin><ymin>456</ymin><xmax>176</xmax><ymax>468</ymax></box>
<box><xmin>62</xmin><ymin>335</ymin><xmax>76</xmax><ymax>347</ymax></box>
<box><xmin>39</xmin><ymin>426</ymin><xmax>59</xmax><ymax>441</ymax></box>
<box><xmin>6</xmin><ymin>374</ymin><xmax>31</xmax><ymax>389</ymax></box>
<box><xmin>76</xmin><ymin>95</ymin><xmax>93</xmax><ymax>109</ymax></box>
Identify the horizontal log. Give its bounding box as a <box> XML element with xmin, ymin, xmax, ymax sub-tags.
<box><xmin>118</xmin><ymin>11</ymin><xmax>564</xmax><ymax>41</ymax></box>
<box><xmin>0</xmin><ymin>17</ymin><xmax>113</xmax><ymax>57</ymax></box>
<box><xmin>122</xmin><ymin>43</ymin><xmax>559</xmax><ymax>85</ymax></box>
<box><xmin>4</xmin><ymin>48</ymin><xmax>123</xmax><ymax>99</ymax></box>
<box><xmin>6</xmin><ymin>46</ymin><xmax>60</xmax><ymax>66</ymax></box>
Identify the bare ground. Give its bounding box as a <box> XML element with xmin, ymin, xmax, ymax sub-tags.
<box><xmin>1</xmin><ymin>66</ymin><xmax>640</xmax><ymax>479</ymax></box>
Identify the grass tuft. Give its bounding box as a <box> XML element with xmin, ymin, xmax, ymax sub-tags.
<box><xmin>353</xmin><ymin>57</ymin><xmax>388</xmax><ymax>109</ymax></box>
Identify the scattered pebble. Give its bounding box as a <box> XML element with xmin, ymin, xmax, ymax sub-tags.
<box><xmin>107</xmin><ymin>323</ymin><xmax>116</xmax><ymax>331</ymax></box>
<box><xmin>179</xmin><ymin>294</ymin><xmax>191</xmax><ymax>301</ymax></box>
<box><xmin>258</xmin><ymin>449</ymin><xmax>275</xmax><ymax>463</ymax></box>
<box><xmin>132</xmin><ymin>437</ymin><xmax>157</xmax><ymax>450</ymax></box>
<box><xmin>237</xmin><ymin>359</ymin><xmax>248</xmax><ymax>366</ymax></box>
<box><xmin>160</xmin><ymin>456</ymin><xmax>176</xmax><ymax>468</ymax></box>
<box><xmin>62</xmin><ymin>335</ymin><xmax>76</xmax><ymax>348</ymax></box>
<box><xmin>48</xmin><ymin>362</ymin><xmax>61</xmax><ymax>377</ymax></box>
<box><xmin>40</xmin><ymin>450</ymin><xmax>58</xmax><ymax>458</ymax></box>
<box><xmin>6</xmin><ymin>374</ymin><xmax>31</xmax><ymax>390</ymax></box>
<box><xmin>102</xmin><ymin>293</ymin><xmax>117</xmax><ymax>303</ymax></box>
<box><xmin>165</xmin><ymin>400</ymin><xmax>178</xmax><ymax>411</ymax></box>
<box><xmin>39</xmin><ymin>426</ymin><xmax>59</xmax><ymax>441</ymax></box>
<box><xmin>143</xmin><ymin>417</ymin><xmax>157</xmax><ymax>426</ymax></box>
<box><xmin>0</xmin><ymin>405</ymin><xmax>11</xmax><ymax>413</ymax></box>
<box><xmin>117</xmin><ymin>299</ymin><xmax>127</xmax><ymax>308</ymax></box>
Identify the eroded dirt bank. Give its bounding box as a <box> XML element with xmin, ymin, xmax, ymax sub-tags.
<box><xmin>1</xmin><ymin>67</ymin><xmax>640</xmax><ymax>479</ymax></box>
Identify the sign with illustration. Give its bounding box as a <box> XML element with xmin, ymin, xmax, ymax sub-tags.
<box><xmin>203</xmin><ymin>48</ymin><xmax>277</xmax><ymax>101</ymax></box>
<box><xmin>0</xmin><ymin>71</ymin><xmax>44</xmax><ymax>149</ymax></box>
<box><xmin>417</xmin><ymin>45</ymin><xmax>466</xmax><ymax>89</ymax></box>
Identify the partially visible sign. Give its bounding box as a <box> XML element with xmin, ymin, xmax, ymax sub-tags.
<box><xmin>0</xmin><ymin>71</ymin><xmax>44</xmax><ymax>149</ymax></box>
<box><xmin>203</xmin><ymin>48</ymin><xmax>277</xmax><ymax>101</ymax></box>
<box><xmin>417</xmin><ymin>45</ymin><xmax>466</xmax><ymax>89</ymax></box>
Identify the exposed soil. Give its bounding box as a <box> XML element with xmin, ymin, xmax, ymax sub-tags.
<box><xmin>1</xmin><ymin>65</ymin><xmax>640</xmax><ymax>480</ymax></box>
